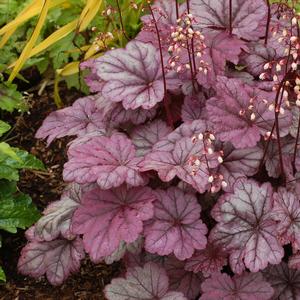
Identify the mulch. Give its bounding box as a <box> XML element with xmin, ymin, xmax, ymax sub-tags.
<box><xmin>0</xmin><ymin>85</ymin><xmax>118</xmax><ymax>299</ymax></box>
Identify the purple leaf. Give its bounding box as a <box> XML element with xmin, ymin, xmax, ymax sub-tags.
<box><xmin>289</xmin><ymin>252</ymin><xmax>300</xmax><ymax>269</ymax></box>
<box><xmin>216</xmin><ymin>142</ymin><xmax>263</xmax><ymax>191</ymax></box>
<box><xmin>190</xmin><ymin>0</ymin><xmax>267</xmax><ymax>40</ymax></box>
<box><xmin>207</xmin><ymin>77</ymin><xmax>291</xmax><ymax>149</ymax></box>
<box><xmin>36</xmin><ymin>96</ymin><xmax>105</xmax><ymax>145</ymax></box>
<box><xmin>145</xmin><ymin>187</ymin><xmax>207</xmax><ymax>260</ymax></box>
<box><xmin>95</xmin><ymin>40</ymin><xmax>180</xmax><ymax>110</ymax></box>
<box><xmin>63</xmin><ymin>133</ymin><xmax>146</xmax><ymax>189</ymax></box>
<box><xmin>141</xmin><ymin>121</ymin><xmax>219</xmax><ymax>193</ymax></box>
<box><xmin>262</xmin><ymin>262</ymin><xmax>300</xmax><ymax>300</ymax></box>
<box><xmin>196</xmin><ymin>32</ymin><xmax>247</xmax><ymax>88</ymax></box>
<box><xmin>164</xmin><ymin>256</ymin><xmax>203</xmax><ymax>299</ymax></box>
<box><xmin>265</xmin><ymin>137</ymin><xmax>296</xmax><ymax>178</ymax></box>
<box><xmin>109</xmin><ymin>103</ymin><xmax>157</xmax><ymax>126</ymax></box>
<box><xmin>72</xmin><ymin>185</ymin><xmax>155</xmax><ymax>262</ymax></box>
<box><xmin>18</xmin><ymin>237</ymin><xmax>84</xmax><ymax>286</ymax></box>
<box><xmin>181</xmin><ymin>93</ymin><xmax>206</xmax><ymax>123</ymax></box>
<box><xmin>33</xmin><ymin>183</ymin><xmax>90</xmax><ymax>241</ymax></box>
<box><xmin>104</xmin><ymin>262</ymin><xmax>187</xmax><ymax>300</ymax></box>
<box><xmin>242</xmin><ymin>41</ymin><xmax>285</xmax><ymax>77</ymax></box>
<box><xmin>131</xmin><ymin>120</ymin><xmax>172</xmax><ymax>157</ymax></box>
<box><xmin>290</xmin><ymin>108</ymin><xmax>300</xmax><ymax>139</ymax></box>
<box><xmin>185</xmin><ymin>240</ymin><xmax>228</xmax><ymax>277</ymax></box>
<box><xmin>200</xmin><ymin>272</ymin><xmax>274</xmax><ymax>300</ymax></box>
<box><xmin>271</xmin><ymin>188</ymin><xmax>300</xmax><ymax>250</ymax></box>
<box><xmin>81</xmin><ymin>59</ymin><xmax>105</xmax><ymax>93</ymax></box>
<box><xmin>104</xmin><ymin>237</ymin><xmax>143</xmax><ymax>265</ymax></box>
<box><xmin>211</xmin><ymin>179</ymin><xmax>284</xmax><ymax>272</ymax></box>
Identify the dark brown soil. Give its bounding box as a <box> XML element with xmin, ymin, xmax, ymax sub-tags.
<box><xmin>0</xmin><ymin>86</ymin><xmax>118</xmax><ymax>299</ymax></box>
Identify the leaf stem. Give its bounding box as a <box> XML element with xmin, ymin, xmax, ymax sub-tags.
<box><xmin>265</xmin><ymin>0</ymin><xmax>271</xmax><ymax>45</ymax></box>
<box><xmin>229</xmin><ymin>0</ymin><xmax>232</xmax><ymax>35</ymax></box>
<box><xmin>116</xmin><ymin>0</ymin><xmax>130</xmax><ymax>42</ymax></box>
<box><xmin>148</xmin><ymin>2</ymin><xmax>174</xmax><ymax>127</ymax></box>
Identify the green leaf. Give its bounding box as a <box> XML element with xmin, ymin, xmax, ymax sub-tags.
<box><xmin>0</xmin><ymin>266</ymin><xmax>5</xmax><ymax>282</ymax></box>
<box><xmin>0</xmin><ymin>165</ymin><xmax>19</xmax><ymax>181</ymax></box>
<box><xmin>0</xmin><ymin>82</ymin><xmax>27</xmax><ymax>112</ymax></box>
<box><xmin>0</xmin><ymin>146</ymin><xmax>44</xmax><ymax>180</ymax></box>
<box><xmin>0</xmin><ymin>121</ymin><xmax>11</xmax><ymax>137</ymax></box>
<box><xmin>0</xmin><ymin>142</ymin><xmax>21</xmax><ymax>161</ymax></box>
<box><xmin>0</xmin><ymin>192</ymin><xmax>40</xmax><ymax>233</ymax></box>
<box><xmin>13</xmin><ymin>148</ymin><xmax>45</xmax><ymax>170</ymax></box>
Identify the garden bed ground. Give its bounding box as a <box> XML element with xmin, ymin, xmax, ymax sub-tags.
<box><xmin>0</xmin><ymin>86</ymin><xmax>118</xmax><ymax>299</ymax></box>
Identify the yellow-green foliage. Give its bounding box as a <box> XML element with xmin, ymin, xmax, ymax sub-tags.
<box><xmin>0</xmin><ymin>0</ymin><xmax>145</xmax><ymax>105</ymax></box>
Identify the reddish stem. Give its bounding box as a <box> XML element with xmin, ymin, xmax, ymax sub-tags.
<box><xmin>265</xmin><ymin>0</ymin><xmax>271</xmax><ymax>45</ymax></box>
<box><xmin>229</xmin><ymin>0</ymin><xmax>232</xmax><ymax>35</ymax></box>
<box><xmin>293</xmin><ymin>109</ymin><xmax>300</xmax><ymax>171</ymax></box>
<box><xmin>175</xmin><ymin>0</ymin><xmax>179</xmax><ymax>19</ymax></box>
<box><xmin>116</xmin><ymin>0</ymin><xmax>130</xmax><ymax>41</ymax></box>
<box><xmin>148</xmin><ymin>3</ymin><xmax>174</xmax><ymax>127</ymax></box>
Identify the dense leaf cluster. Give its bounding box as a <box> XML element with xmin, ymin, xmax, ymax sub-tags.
<box><xmin>18</xmin><ymin>0</ymin><xmax>300</xmax><ymax>299</ymax></box>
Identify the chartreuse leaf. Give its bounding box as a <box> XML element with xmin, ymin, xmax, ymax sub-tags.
<box><xmin>0</xmin><ymin>266</ymin><xmax>5</xmax><ymax>282</ymax></box>
<box><xmin>0</xmin><ymin>180</ymin><xmax>40</xmax><ymax>233</ymax></box>
<box><xmin>0</xmin><ymin>121</ymin><xmax>10</xmax><ymax>137</ymax></box>
<box><xmin>0</xmin><ymin>0</ymin><xmax>66</xmax><ymax>37</ymax></box>
<box><xmin>77</xmin><ymin>0</ymin><xmax>103</xmax><ymax>32</ymax></box>
<box><xmin>8</xmin><ymin>0</ymin><xmax>51</xmax><ymax>82</ymax></box>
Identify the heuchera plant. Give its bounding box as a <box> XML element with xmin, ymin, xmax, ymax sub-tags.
<box><xmin>17</xmin><ymin>0</ymin><xmax>300</xmax><ymax>298</ymax></box>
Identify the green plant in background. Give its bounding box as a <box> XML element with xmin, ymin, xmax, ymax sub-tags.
<box><xmin>0</xmin><ymin>81</ymin><xmax>44</xmax><ymax>282</ymax></box>
<box><xmin>0</xmin><ymin>0</ymin><xmax>145</xmax><ymax>106</ymax></box>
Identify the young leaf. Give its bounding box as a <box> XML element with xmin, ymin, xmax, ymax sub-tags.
<box><xmin>145</xmin><ymin>187</ymin><xmax>207</xmax><ymax>260</ymax></box>
<box><xmin>211</xmin><ymin>179</ymin><xmax>284</xmax><ymax>272</ymax></box>
<box><xmin>185</xmin><ymin>240</ymin><xmax>228</xmax><ymax>277</ymax></box>
<box><xmin>36</xmin><ymin>96</ymin><xmax>105</xmax><ymax>145</ymax></box>
<box><xmin>164</xmin><ymin>256</ymin><xmax>203</xmax><ymax>299</ymax></box>
<box><xmin>262</xmin><ymin>262</ymin><xmax>300</xmax><ymax>300</ymax></box>
<box><xmin>18</xmin><ymin>237</ymin><xmax>84</xmax><ymax>286</ymax></box>
<box><xmin>190</xmin><ymin>0</ymin><xmax>267</xmax><ymax>40</ymax></box>
<box><xmin>104</xmin><ymin>262</ymin><xmax>187</xmax><ymax>300</ymax></box>
<box><xmin>63</xmin><ymin>134</ymin><xmax>146</xmax><ymax>189</ymax></box>
<box><xmin>95</xmin><ymin>40</ymin><xmax>180</xmax><ymax>110</ymax></box>
<box><xmin>181</xmin><ymin>93</ymin><xmax>206</xmax><ymax>123</ymax></box>
<box><xmin>131</xmin><ymin>120</ymin><xmax>172</xmax><ymax>157</ymax></box>
<box><xmin>200</xmin><ymin>272</ymin><xmax>274</xmax><ymax>300</ymax></box>
<box><xmin>72</xmin><ymin>185</ymin><xmax>155</xmax><ymax>262</ymax></box>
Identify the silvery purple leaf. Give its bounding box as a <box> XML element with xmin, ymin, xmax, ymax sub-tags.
<box><xmin>104</xmin><ymin>262</ymin><xmax>187</xmax><ymax>300</ymax></box>
<box><xmin>210</xmin><ymin>179</ymin><xmax>283</xmax><ymax>272</ymax></box>
<box><xmin>145</xmin><ymin>187</ymin><xmax>207</xmax><ymax>260</ymax></box>
<box><xmin>72</xmin><ymin>185</ymin><xmax>155</xmax><ymax>262</ymax></box>
<box><xmin>201</xmin><ymin>272</ymin><xmax>274</xmax><ymax>300</ymax></box>
<box><xmin>131</xmin><ymin>120</ymin><xmax>172</xmax><ymax>157</ymax></box>
<box><xmin>95</xmin><ymin>40</ymin><xmax>180</xmax><ymax>110</ymax></box>
<box><xmin>36</xmin><ymin>96</ymin><xmax>105</xmax><ymax>145</ymax></box>
<box><xmin>63</xmin><ymin>133</ymin><xmax>146</xmax><ymax>189</ymax></box>
<box><xmin>262</xmin><ymin>262</ymin><xmax>300</xmax><ymax>300</ymax></box>
<box><xmin>18</xmin><ymin>237</ymin><xmax>84</xmax><ymax>286</ymax></box>
<box><xmin>190</xmin><ymin>0</ymin><xmax>267</xmax><ymax>40</ymax></box>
